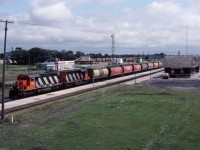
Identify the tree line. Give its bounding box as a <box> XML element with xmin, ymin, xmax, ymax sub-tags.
<box><xmin>0</xmin><ymin>47</ymin><xmax>165</xmax><ymax>65</ymax></box>
<box><xmin>2</xmin><ymin>47</ymin><xmax>111</xmax><ymax>65</ymax></box>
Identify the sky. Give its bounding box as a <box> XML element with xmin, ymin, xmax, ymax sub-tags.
<box><xmin>0</xmin><ymin>0</ymin><xmax>200</xmax><ymax>55</ymax></box>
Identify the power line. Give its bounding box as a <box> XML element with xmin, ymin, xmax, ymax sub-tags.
<box><xmin>18</xmin><ymin>21</ymin><xmax>63</xmax><ymax>29</ymax></box>
<box><xmin>15</xmin><ymin>21</ymin><xmax>200</xmax><ymax>40</ymax></box>
<box><xmin>5</xmin><ymin>20</ymin><xmax>200</xmax><ymax>53</ymax></box>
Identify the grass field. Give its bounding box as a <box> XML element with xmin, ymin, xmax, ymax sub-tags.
<box><xmin>1</xmin><ymin>84</ymin><xmax>200</xmax><ymax>150</ymax></box>
<box><xmin>0</xmin><ymin>64</ymin><xmax>43</xmax><ymax>93</ymax></box>
<box><xmin>0</xmin><ymin>64</ymin><xmax>43</xmax><ymax>83</ymax></box>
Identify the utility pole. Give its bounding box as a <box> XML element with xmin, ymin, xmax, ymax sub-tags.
<box><xmin>28</xmin><ymin>51</ymin><xmax>30</xmax><ymax>67</ymax></box>
<box><xmin>186</xmin><ymin>26</ymin><xmax>188</xmax><ymax>56</ymax></box>
<box><xmin>111</xmin><ymin>34</ymin><xmax>115</xmax><ymax>64</ymax></box>
<box><xmin>0</xmin><ymin>19</ymin><xmax>14</xmax><ymax>120</ymax></box>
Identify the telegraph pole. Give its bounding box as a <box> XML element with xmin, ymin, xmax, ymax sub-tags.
<box><xmin>0</xmin><ymin>20</ymin><xmax>14</xmax><ymax>120</ymax></box>
<box><xmin>186</xmin><ymin>26</ymin><xmax>188</xmax><ymax>55</ymax></box>
<box><xmin>28</xmin><ymin>51</ymin><xmax>30</xmax><ymax>67</ymax></box>
<box><xmin>111</xmin><ymin>34</ymin><xmax>115</xmax><ymax>63</ymax></box>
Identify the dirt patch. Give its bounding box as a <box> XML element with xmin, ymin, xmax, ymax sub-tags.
<box><xmin>18</xmin><ymin>123</ymin><xmax>30</xmax><ymax>128</ymax></box>
<box><xmin>31</xmin><ymin>146</ymin><xmax>48</xmax><ymax>150</ymax></box>
<box><xmin>140</xmin><ymin>76</ymin><xmax>200</xmax><ymax>91</ymax></box>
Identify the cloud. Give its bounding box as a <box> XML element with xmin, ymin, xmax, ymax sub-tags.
<box><xmin>147</xmin><ymin>1</ymin><xmax>181</xmax><ymax>15</ymax></box>
<box><xmin>100</xmin><ymin>0</ymin><xmax>123</xmax><ymax>5</ymax></box>
<box><xmin>30</xmin><ymin>1</ymin><xmax>73</xmax><ymax>23</ymax></box>
<box><xmin>1</xmin><ymin>0</ymin><xmax>200</xmax><ymax>54</ymax></box>
<box><xmin>31</xmin><ymin>0</ymin><xmax>90</xmax><ymax>7</ymax></box>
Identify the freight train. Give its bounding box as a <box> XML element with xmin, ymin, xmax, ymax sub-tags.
<box><xmin>9</xmin><ymin>62</ymin><xmax>163</xmax><ymax>99</ymax></box>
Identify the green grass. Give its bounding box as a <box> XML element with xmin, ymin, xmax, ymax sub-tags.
<box><xmin>0</xmin><ymin>64</ymin><xmax>43</xmax><ymax>83</ymax></box>
<box><xmin>0</xmin><ymin>64</ymin><xmax>44</xmax><ymax>92</ymax></box>
<box><xmin>1</xmin><ymin>85</ymin><xmax>200</xmax><ymax>150</ymax></box>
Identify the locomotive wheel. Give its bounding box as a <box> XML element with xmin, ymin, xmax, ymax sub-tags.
<box><xmin>15</xmin><ymin>94</ymin><xmax>19</xmax><ymax>99</ymax></box>
<box><xmin>34</xmin><ymin>90</ymin><xmax>38</xmax><ymax>95</ymax></box>
<box><xmin>51</xmin><ymin>86</ymin><xmax>57</xmax><ymax>91</ymax></box>
<box><xmin>9</xmin><ymin>92</ymin><xmax>15</xmax><ymax>99</ymax></box>
<box><xmin>22</xmin><ymin>91</ymin><xmax>27</xmax><ymax>97</ymax></box>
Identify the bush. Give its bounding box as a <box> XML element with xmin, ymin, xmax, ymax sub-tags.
<box><xmin>27</xmin><ymin>67</ymin><xmax>42</xmax><ymax>71</ymax></box>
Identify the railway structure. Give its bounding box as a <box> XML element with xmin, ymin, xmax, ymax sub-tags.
<box><xmin>163</xmin><ymin>56</ymin><xmax>200</xmax><ymax>77</ymax></box>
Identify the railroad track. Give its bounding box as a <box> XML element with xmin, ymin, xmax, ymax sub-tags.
<box><xmin>1</xmin><ymin>97</ymin><xmax>10</xmax><ymax>103</ymax></box>
<box><xmin>0</xmin><ymin>68</ymin><xmax>163</xmax><ymax>115</ymax></box>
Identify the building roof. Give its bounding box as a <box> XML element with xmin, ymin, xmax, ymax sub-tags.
<box><xmin>163</xmin><ymin>55</ymin><xmax>200</xmax><ymax>68</ymax></box>
<box><xmin>75</xmin><ymin>56</ymin><xmax>93</xmax><ymax>62</ymax></box>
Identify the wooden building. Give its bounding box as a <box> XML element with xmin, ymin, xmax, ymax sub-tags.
<box><xmin>163</xmin><ymin>56</ymin><xmax>200</xmax><ymax>77</ymax></box>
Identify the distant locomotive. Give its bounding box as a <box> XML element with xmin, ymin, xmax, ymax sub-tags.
<box><xmin>9</xmin><ymin>62</ymin><xmax>163</xmax><ymax>99</ymax></box>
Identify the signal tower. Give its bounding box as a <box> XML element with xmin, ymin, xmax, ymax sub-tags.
<box><xmin>111</xmin><ymin>34</ymin><xmax>115</xmax><ymax>63</ymax></box>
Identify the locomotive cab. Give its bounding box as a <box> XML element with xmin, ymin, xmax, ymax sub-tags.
<box><xmin>9</xmin><ymin>74</ymin><xmax>36</xmax><ymax>98</ymax></box>
<box><xmin>15</xmin><ymin>74</ymin><xmax>36</xmax><ymax>90</ymax></box>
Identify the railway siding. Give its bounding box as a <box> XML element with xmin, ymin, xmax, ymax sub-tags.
<box><xmin>0</xmin><ymin>68</ymin><xmax>163</xmax><ymax>114</ymax></box>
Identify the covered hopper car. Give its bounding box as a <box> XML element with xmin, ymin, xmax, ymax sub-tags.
<box><xmin>108</xmin><ymin>66</ymin><xmax>124</xmax><ymax>77</ymax></box>
<box><xmin>88</xmin><ymin>68</ymin><xmax>109</xmax><ymax>79</ymax></box>
<box><xmin>141</xmin><ymin>63</ymin><xmax>148</xmax><ymax>71</ymax></box>
<box><xmin>133</xmin><ymin>64</ymin><xmax>142</xmax><ymax>72</ymax></box>
<box><xmin>122</xmin><ymin>65</ymin><xmax>133</xmax><ymax>74</ymax></box>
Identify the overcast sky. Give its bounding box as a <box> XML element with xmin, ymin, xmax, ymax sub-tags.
<box><xmin>0</xmin><ymin>0</ymin><xmax>200</xmax><ymax>55</ymax></box>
